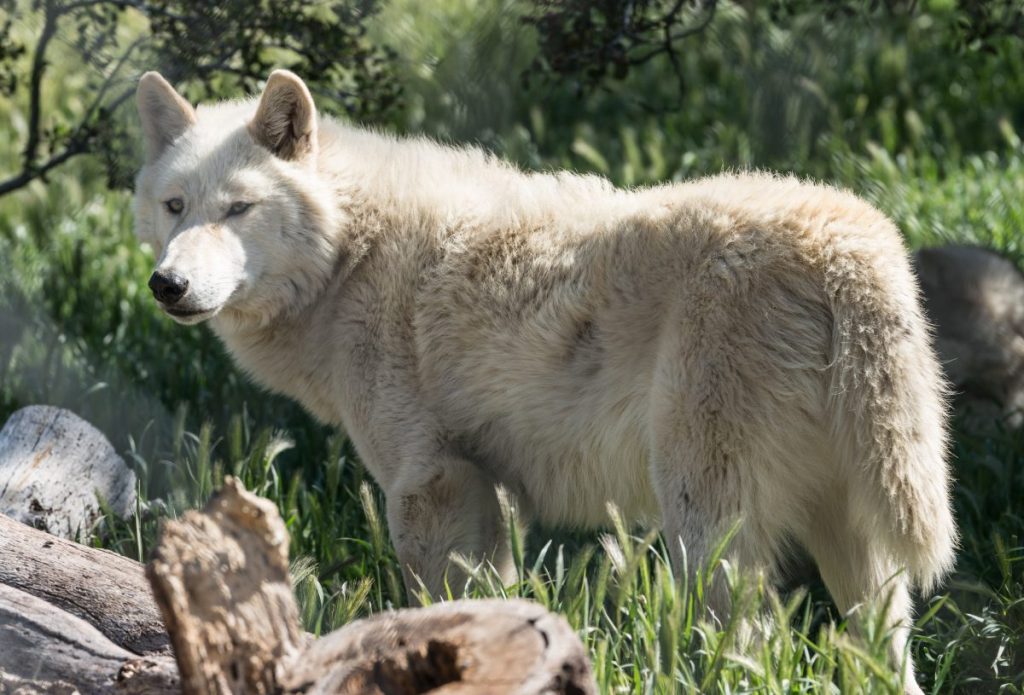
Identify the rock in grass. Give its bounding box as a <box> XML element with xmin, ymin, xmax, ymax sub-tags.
<box><xmin>0</xmin><ymin>405</ymin><xmax>136</xmax><ymax>540</ymax></box>
<box><xmin>914</xmin><ymin>245</ymin><xmax>1024</xmax><ymax>427</ymax></box>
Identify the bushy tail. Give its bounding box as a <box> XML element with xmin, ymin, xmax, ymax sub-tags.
<box><xmin>825</xmin><ymin>238</ymin><xmax>957</xmax><ymax>591</ymax></box>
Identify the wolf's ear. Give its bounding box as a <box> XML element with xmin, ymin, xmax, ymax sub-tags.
<box><xmin>248</xmin><ymin>70</ymin><xmax>317</xmax><ymax>161</ymax></box>
<box><xmin>136</xmin><ymin>72</ymin><xmax>196</xmax><ymax>162</ymax></box>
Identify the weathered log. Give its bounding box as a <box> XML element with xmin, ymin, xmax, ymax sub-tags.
<box><xmin>0</xmin><ymin>470</ymin><xmax>596</xmax><ymax>694</ymax></box>
<box><xmin>0</xmin><ymin>405</ymin><xmax>137</xmax><ymax>540</ymax></box>
<box><xmin>148</xmin><ymin>477</ymin><xmax>597</xmax><ymax>695</ymax></box>
<box><xmin>283</xmin><ymin>599</ymin><xmax>596</xmax><ymax>695</ymax></box>
<box><xmin>146</xmin><ymin>477</ymin><xmax>306</xmax><ymax>694</ymax></box>
<box><xmin>0</xmin><ymin>583</ymin><xmax>178</xmax><ymax>694</ymax></box>
<box><xmin>0</xmin><ymin>512</ymin><xmax>170</xmax><ymax>656</ymax></box>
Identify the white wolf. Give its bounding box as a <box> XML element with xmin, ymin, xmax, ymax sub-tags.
<box><xmin>134</xmin><ymin>70</ymin><xmax>955</xmax><ymax>692</ymax></box>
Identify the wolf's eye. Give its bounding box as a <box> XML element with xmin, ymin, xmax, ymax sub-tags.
<box><xmin>164</xmin><ymin>198</ymin><xmax>184</xmax><ymax>215</ymax></box>
<box><xmin>226</xmin><ymin>201</ymin><xmax>253</xmax><ymax>217</ymax></box>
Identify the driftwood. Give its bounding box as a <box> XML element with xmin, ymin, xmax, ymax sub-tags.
<box><xmin>0</xmin><ymin>405</ymin><xmax>137</xmax><ymax>540</ymax></box>
<box><xmin>146</xmin><ymin>477</ymin><xmax>306</xmax><ymax>694</ymax></box>
<box><xmin>0</xmin><ymin>583</ymin><xmax>178</xmax><ymax>694</ymax></box>
<box><xmin>149</xmin><ymin>477</ymin><xmax>597</xmax><ymax>695</ymax></box>
<box><xmin>281</xmin><ymin>599</ymin><xmax>594</xmax><ymax>694</ymax></box>
<box><xmin>0</xmin><ymin>475</ymin><xmax>596</xmax><ymax>694</ymax></box>
<box><xmin>0</xmin><ymin>512</ymin><xmax>170</xmax><ymax>656</ymax></box>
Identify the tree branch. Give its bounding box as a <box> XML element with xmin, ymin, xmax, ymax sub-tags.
<box><xmin>666</xmin><ymin>0</ymin><xmax>717</xmax><ymax>45</ymax></box>
<box><xmin>0</xmin><ymin>85</ymin><xmax>134</xmax><ymax>197</ymax></box>
<box><xmin>23</xmin><ymin>0</ymin><xmax>59</xmax><ymax>174</ymax></box>
<box><xmin>1</xmin><ymin>0</ymin><xmax>399</xmax><ymax>198</ymax></box>
<box><xmin>627</xmin><ymin>0</ymin><xmax>718</xmax><ymax>67</ymax></box>
<box><xmin>0</xmin><ymin>141</ymin><xmax>86</xmax><ymax>196</ymax></box>
<box><xmin>57</xmin><ymin>0</ymin><xmax>190</xmax><ymax>23</ymax></box>
<box><xmin>80</xmin><ymin>36</ymin><xmax>145</xmax><ymax>126</ymax></box>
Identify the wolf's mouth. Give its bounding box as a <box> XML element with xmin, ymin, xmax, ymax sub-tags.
<box><xmin>161</xmin><ymin>304</ymin><xmax>218</xmax><ymax>324</ymax></box>
<box><xmin>165</xmin><ymin>307</ymin><xmax>208</xmax><ymax>318</ymax></box>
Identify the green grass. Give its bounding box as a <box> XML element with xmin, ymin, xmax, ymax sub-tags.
<box><xmin>2</xmin><ymin>0</ymin><xmax>1024</xmax><ymax>692</ymax></box>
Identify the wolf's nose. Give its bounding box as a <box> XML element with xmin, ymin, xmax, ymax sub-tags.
<box><xmin>148</xmin><ymin>270</ymin><xmax>189</xmax><ymax>305</ymax></box>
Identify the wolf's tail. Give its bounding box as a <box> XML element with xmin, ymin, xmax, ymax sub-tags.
<box><xmin>824</xmin><ymin>231</ymin><xmax>957</xmax><ymax>591</ymax></box>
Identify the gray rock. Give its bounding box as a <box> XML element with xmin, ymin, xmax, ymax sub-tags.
<box><xmin>914</xmin><ymin>245</ymin><xmax>1024</xmax><ymax>427</ymax></box>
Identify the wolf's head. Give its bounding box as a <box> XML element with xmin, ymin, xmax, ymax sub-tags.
<box><xmin>133</xmin><ymin>70</ymin><xmax>340</xmax><ymax>327</ymax></box>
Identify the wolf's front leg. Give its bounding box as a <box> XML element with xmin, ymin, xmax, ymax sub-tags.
<box><xmin>385</xmin><ymin>453</ymin><xmax>516</xmax><ymax>599</ymax></box>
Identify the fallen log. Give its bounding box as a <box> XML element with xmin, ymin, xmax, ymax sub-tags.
<box><xmin>149</xmin><ymin>477</ymin><xmax>597</xmax><ymax>695</ymax></box>
<box><xmin>0</xmin><ymin>512</ymin><xmax>170</xmax><ymax>656</ymax></box>
<box><xmin>281</xmin><ymin>599</ymin><xmax>595</xmax><ymax>694</ymax></box>
<box><xmin>0</xmin><ymin>405</ymin><xmax>137</xmax><ymax>541</ymax></box>
<box><xmin>0</xmin><ymin>475</ymin><xmax>596</xmax><ymax>694</ymax></box>
<box><xmin>0</xmin><ymin>583</ymin><xmax>178</xmax><ymax>694</ymax></box>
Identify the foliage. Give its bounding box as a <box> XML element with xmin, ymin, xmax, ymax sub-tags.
<box><xmin>0</xmin><ymin>0</ymin><xmax>398</xmax><ymax>194</ymax></box>
<box><xmin>517</xmin><ymin>1</ymin><xmax>1024</xmax><ymax>177</ymax></box>
<box><xmin>1</xmin><ymin>0</ymin><xmax>1024</xmax><ymax>692</ymax></box>
<box><xmin>525</xmin><ymin>0</ymin><xmax>1024</xmax><ymax>90</ymax></box>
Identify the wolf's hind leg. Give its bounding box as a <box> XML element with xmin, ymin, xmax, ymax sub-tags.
<box><xmin>801</xmin><ymin>498</ymin><xmax>923</xmax><ymax>695</ymax></box>
<box><xmin>653</xmin><ymin>466</ymin><xmax>739</xmax><ymax>622</ymax></box>
<box><xmin>385</xmin><ymin>454</ymin><xmax>515</xmax><ymax>600</ymax></box>
<box><xmin>650</xmin><ymin>396</ymin><xmax>758</xmax><ymax>624</ymax></box>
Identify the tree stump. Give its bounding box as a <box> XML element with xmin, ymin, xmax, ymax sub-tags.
<box><xmin>146</xmin><ymin>477</ymin><xmax>306</xmax><ymax>694</ymax></box>
<box><xmin>0</xmin><ymin>405</ymin><xmax>137</xmax><ymax>540</ymax></box>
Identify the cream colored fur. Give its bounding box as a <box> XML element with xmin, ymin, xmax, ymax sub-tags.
<box><xmin>134</xmin><ymin>70</ymin><xmax>956</xmax><ymax>693</ymax></box>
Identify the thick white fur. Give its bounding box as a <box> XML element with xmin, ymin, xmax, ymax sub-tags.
<box><xmin>134</xmin><ymin>70</ymin><xmax>956</xmax><ymax>693</ymax></box>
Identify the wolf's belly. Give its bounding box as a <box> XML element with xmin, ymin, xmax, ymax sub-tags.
<box><xmin>447</xmin><ymin>378</ymin><xmax>661</xmax><ymax>529</ymax></box>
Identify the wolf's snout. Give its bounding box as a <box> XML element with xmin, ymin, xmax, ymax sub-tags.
<box><xmin>148</xmin><ymin>270</ymin><xmax>189</xmax><ymax>305</ymax></box>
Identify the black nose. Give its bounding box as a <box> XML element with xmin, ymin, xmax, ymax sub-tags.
<box><xmin>148</xmin><ymin>270</ymin><xmax>189</xmax><ymax>305</ymax></box>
